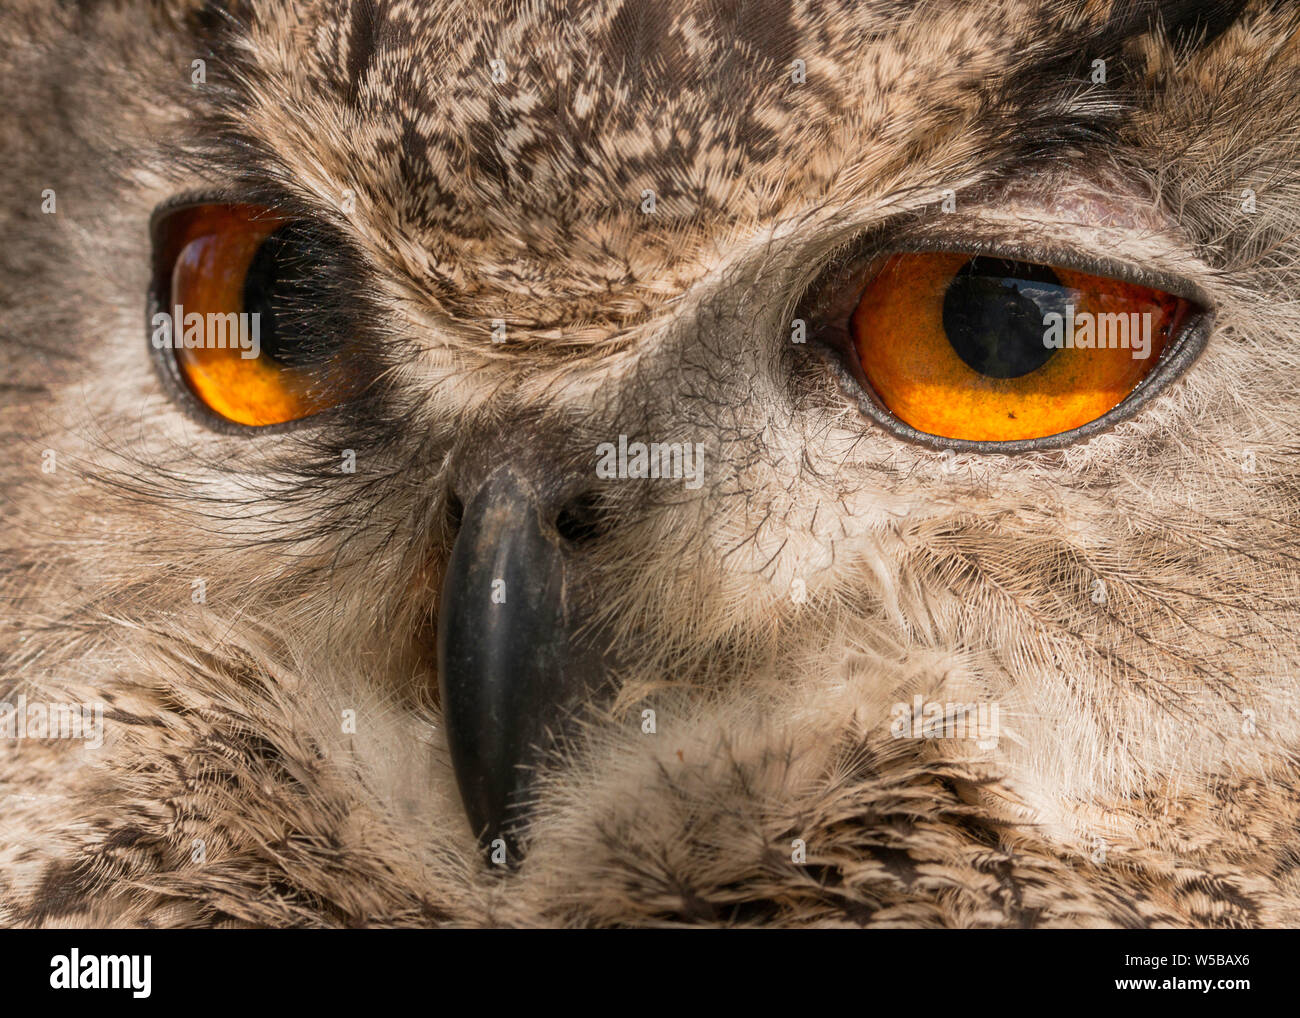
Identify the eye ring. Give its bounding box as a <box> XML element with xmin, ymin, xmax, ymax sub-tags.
<box><xmin>146</xmin><ymin>195</ymin><xmax>359</xmax><ymax>436</ymax></box>
<box><xmin>813</xmin><ymin>304</ymin><xmax>1212</xmax><ymax>454</ymax></box>
<box><xmin>148</xmin><ymin>197</ymin><xmax>291</xmax><ymax>435</ymax></box>
<box><xmin>797</xmin><ymin>239</ymin><xmax>1214</xmax><ymax>453</ymax></box>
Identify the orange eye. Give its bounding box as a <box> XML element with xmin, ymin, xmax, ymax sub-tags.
<box><xmin>150</xmin><ymin>203</ymin><xmax>354</xmax><ymax>427</ymax></box>
<box><xmin>847</xmin><ymin>253</ymin><xmax>1196</xmax><ymax>442</ymax></box>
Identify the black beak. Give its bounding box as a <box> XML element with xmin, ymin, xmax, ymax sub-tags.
<box><xmin>436</xmin><ymin>464</ymin><xmax>603</xmax><ymax>857</ymax></box>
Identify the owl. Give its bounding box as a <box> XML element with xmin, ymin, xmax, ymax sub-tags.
<box><xmin>1</xmin><ymin>0</ymin><xmax>1298</xmax><ymax>929</ymax></box>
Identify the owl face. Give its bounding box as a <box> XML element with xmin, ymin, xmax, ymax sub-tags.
<box><xmin>3</xmin><ymin>0</ymin><xmax>1299</xmax><ymax>924</ymax></box>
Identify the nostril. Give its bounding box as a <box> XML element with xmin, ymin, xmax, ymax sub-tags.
<box><xmin>445</xmin><ymin>490</ymin><xmax>464</xmax><ymax>533</ymax></box>
<box><xmin>555</xmin><ymin>492</ymin><xmax>604</xmax><ymax>544</ymax></box>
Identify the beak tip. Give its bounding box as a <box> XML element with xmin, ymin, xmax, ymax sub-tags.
<box><xmin>454</xmin><ymin>754</ymin><xmax>529</xmax><ymax>849</ymax></box>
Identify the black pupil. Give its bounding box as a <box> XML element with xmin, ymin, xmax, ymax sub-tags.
<box><xmin>241</xmin><ymin>223</ymin><xmax>317</xmax><ymax>366</ymax></box>
<box><xmin>941</xmin><ymin>257</ymin><xmax>1067</xmax><ymax>378</ymax></box>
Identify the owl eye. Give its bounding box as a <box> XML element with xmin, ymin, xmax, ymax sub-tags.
<box><xmin>149</xmin><ymin>202</ymin><xmax>354</xmax><ymax>427</ymax></box>
<box><xmin>810</xmin><ymin>251</ymin><xmax>1203</xmax><ymax>446</ymax></box>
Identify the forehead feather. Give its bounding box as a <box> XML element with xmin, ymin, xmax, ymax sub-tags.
<box><xmin>222</xmin><ymin>0</ymin><xmax>1162</xmax><ymax>331</ymax></box>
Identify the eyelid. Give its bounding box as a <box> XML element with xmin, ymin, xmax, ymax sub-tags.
<box><xmin>149</xmin><ymin>189</ymin><xmax>234</xmax><ymax>240</ymax></box>
<box><xmin>883</xmin><ymin>235</ymin><xmax>1212</xmax><ymax>308</ymax></box>
<box><xmin>804</xmin><ymin>220</ymin><xmax>1213</xmax><ymax>309</ymax></box>
<box><xmin>148</xmin><ymin>189</ymin><xmax>298</xmax><ymax>248</ymax></box>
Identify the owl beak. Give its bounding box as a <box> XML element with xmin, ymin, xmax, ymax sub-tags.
<box><xmin>436</xmin><ymin>464</ymin><xmax>603</xmax><ymax>859</ymax></box>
